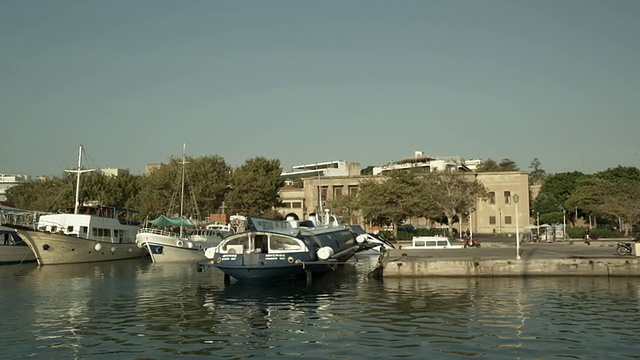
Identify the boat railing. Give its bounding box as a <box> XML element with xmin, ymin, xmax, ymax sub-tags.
<box><xmin>137</xmin><ymin>227</ymin><xmax>180</xmax><ymax>239</ymax></box>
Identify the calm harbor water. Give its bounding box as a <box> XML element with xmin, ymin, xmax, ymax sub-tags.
<box><xmin>2</xmin><ymin>255</ymin><xmax>640</xmax><ymax>359</ymax></box>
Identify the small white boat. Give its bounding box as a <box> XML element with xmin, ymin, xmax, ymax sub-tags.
<box><xmin>135</xmin><ymin>217</ymin><xmax>232</xmax><ymax>263</ymax></box>
<box><xmin>0</xmin><ymin>225</ymin><xmax>36</xmax><ymax>264</ymax></box>
<box><xmin>15</xmin><ymin>145</ymin><xmax>146</xmax><ymax>265</ymax></box>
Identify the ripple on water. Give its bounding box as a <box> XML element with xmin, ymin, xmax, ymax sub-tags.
<box><xmin>2</xmin><ymin>260</ymin><xmax>640</xmax><ymax>358</ymax></box>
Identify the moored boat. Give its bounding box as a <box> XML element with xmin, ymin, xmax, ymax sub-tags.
<box><xmin>0</xmin><ymin>225</ymin><xmax>36</xmax><ymax>264</ymax></box>
<box><xmin>14</xmin><ymin>145</ymin><xmax>146</xmax><ymax>265</ymax></box>
<box><xmin>349</xmin><ymin>224</ymin><xmax>395</xmax><ymax>255</ymax></box>
<box><xmin>197</xmin><ymin>215</ymin><xmax>378</xmax><ymax>283</ymax></box>
<box><xmin>135</xmin><ymin>144</ymin><xmax>233</xmax><ymax>263</ymax></box>
<box><xmin>136</xmin><ymin>217</ymin><xmax>232</xmax><ymax>263</ymax></box>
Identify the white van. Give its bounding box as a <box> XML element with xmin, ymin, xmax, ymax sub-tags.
<box><xmin>404</xmin><ymin>236</ymin><xmax>464</xmax><ymax>249</ymax></box>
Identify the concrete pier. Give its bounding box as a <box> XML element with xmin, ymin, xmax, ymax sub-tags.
<box><xmin>375</xmin><ymin>239</ymin><xmax>640</xmax><ymax>278</ymax></box>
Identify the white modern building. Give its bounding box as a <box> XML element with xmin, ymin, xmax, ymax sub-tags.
<box><xmin>0</xmin><ymin>174</ymin><xmax>30</xmax><ymax>201</ymax></box>
<box><xmin>280</xmin><ymin>160</ymin><xmax>362</xmax><ymax>179</ymax></box>
<box><xmin>373</xmin><ymin>151</ymin><xmax>481</xmax><ymax>175</ymax></box>
<box><xmin>100</xmin><ymin>167</ymin><xmax>129</xmax><ymax>177</ymax></box>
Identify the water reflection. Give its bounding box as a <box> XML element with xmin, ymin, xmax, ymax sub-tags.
<box><xmin>2</xmin><ymin>258</ymin><xmax>640</xmax><ymax>358</ymax></box>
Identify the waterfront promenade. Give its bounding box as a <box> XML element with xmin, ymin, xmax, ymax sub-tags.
<box><xmin>376</xmin><ymin>237</ymin><xmax>640</xmax><ymax>277</ymax></box>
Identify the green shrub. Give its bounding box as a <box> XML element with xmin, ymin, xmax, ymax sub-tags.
<box><xmin>566</xmin><ymin>226</ymin><xmax>624</xmax><ymax>239</ymax></box>
<box><xmin>591</xmin><ymin>228</ymin><xmax>624</xmax><ymax>239</ymax></box>
<box><xmin>415</xmin><ymin>228</ymin><xmax>446</xmax><ymax>237</ymax></box>
<box><xmin>397</xmin><ymin>230</ymin><xmax>414</xmax><ymax>241</ymax></box>
<box><xmin>566</xmin><ymin>227</ymin><xmax>585</xmax><ymax>239</ymax></box>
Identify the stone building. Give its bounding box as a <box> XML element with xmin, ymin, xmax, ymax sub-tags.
<box><xmin>276</xmin><ymin>160</ymin><xmax>531</xmax><ymax>235</ymax></box>
<box><xmin>473</xmin><ymin>172</ymin><xmax>530</xmax><ymax>234</ymax></box>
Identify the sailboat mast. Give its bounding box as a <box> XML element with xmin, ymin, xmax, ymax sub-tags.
<box><xmin>179</xmin><ymin>143</ymin><xmax>186</xmax><ymax>238</ymax></box>
<box><xmin>73</xmin><ymin>145</ymin><xmax>83</xmax><ymax>214</ymax></box>
<box><xmin>65</xmin><ymin>144</ymin><xmax>95</xmax><ymax>215</ymax></box>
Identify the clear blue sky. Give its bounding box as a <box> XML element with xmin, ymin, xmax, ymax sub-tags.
<box><xmin>1</xmin><ymin>0</ymin><xmax>638</xmax><ymax>177</ymax></box>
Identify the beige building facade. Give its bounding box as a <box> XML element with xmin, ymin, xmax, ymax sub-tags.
<box><xmin>472</xmin><ymin>172</ymin><xmax>530</xmax><ymax>234</ymax></box>
<box><xmin>276</xmin><ymin>171</ymin><xmax>531</xmax><ymax>235</ymax></box>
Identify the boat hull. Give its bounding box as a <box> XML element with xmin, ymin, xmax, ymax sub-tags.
<box><xmin>196</xmin><ymin>216</ymin><xmax>372</xmax><ymax>283</ymax></box>
<box><xmin>145</xmin><ymin>243</ymin><xmax>208</xmax><ymax>263</ymax></box>
<box><xmin>18</xmin><ymin>229</ymin><xmax>147</xmax><ymax>265</ymax></box>
<box><xmin>0</xmin><ymin>245</ymin><xmax>36</xmax><ymax>264</ymax></box>
<box><xmin>136</xmin><ymin>231</ymin><xmax>221</xmax><ymax>263</ymax></box>
<box><xmin>200</xmin><ymin>248</ymin><xmax>357</xmax><ymax>283</ymax></box>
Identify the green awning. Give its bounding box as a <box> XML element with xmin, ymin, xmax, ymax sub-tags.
<box><xmin>150</xmin><ymin>215</ymin><xmax>195</xmax><ymax>227</ymax></box>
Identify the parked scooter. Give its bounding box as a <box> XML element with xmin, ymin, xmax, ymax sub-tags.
<box><xmin>463</xmin><ymin>234</ymin><xmax>481</xmax><ymax>248</ymax></box>
<box><xmin>617</xmin><ymin>242</ymin><xmax>633</xmax><ymax>256</ymax></box>
<box><xmin>617</xmin><ymin>238</ymin><xmax>640</xmax><ymax>256</ymax></box>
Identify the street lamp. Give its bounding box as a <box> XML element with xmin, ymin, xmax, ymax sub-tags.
<box><xmin>563</xmin><ymin>209</ymin><xmax>566</xmax><ymax>242</ymax></box>
<box><xmin>514</xmin><ymin>194</ymin><xmax>521</xmax><ymax>260</ymax></box>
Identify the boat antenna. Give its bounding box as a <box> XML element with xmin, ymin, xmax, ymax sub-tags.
<box><xmin>65</xmin><ymin>144</ymin><xmax>95</xmax><ymax>214</ymax></box>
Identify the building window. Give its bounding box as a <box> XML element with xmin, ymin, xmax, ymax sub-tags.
<box><xmin>505</xmin><ymin>216</ymin><xmax>512</xmax><ymax>225</ymax></box>
<box><xmin>333</xmin><ymin>186</ymin><xmax>343</xmax><ymax>197</ymax></box>
<box><xmin>281</xmin><ymin>202</ymin><xmax>292</xmax><ymax>209</ymax></box>
<box><xmin>292</xmin><ymin>202</ymin><xmax>302</xmax><ymax>208</ymax></box>
<box><xmin>488</xmin><ymin>192</ymin><xmax>495</xmax><ymax>204</ymax></box>
<box><xmin>489</xmin><ymin>216</ymin><xmax>496</xmax><ymax>225</ymax></box>
<box><xmin>348</xmin><ymin>186</ymin><xmax>358</xmax><ymax>197</ymax></box>
<box><xmin>320</xmin><ymin>186</ymin><xmax>328</xmax><ymax>201</ymax></box>
<box><xmin>504</xmin><ymin>191</ymin><xmax>511</xmax><ymax>204</ymax></box>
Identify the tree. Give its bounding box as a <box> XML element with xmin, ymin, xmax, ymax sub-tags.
<box><xmin>531</xmin><ymin>171</ymin><xmax>586</xmax><ymax>226</ymax></box>
<box><xmin>420</xmin><ymin>172</ymin><xmax>488</xmax><ymax>238</ymax></box>
<box><xmin>360</xmin><ymin>166</ymin><xmax>375</xmax><ymax>175</ymax></box>
<box><xmin>476</xmin><ymin>158</ymin><xmax>499</xmax><ymax>172</ymax></box>
<box><xmin>567</xmin><ymin>175</ymin><xmax>640</xmax><ymax>233</ymax></box>
<box><xmin>7</xmin><ymin>170</ymin><xmax>143</xmax><ymax>217</ymax></box>
<box><xmin>183</xmin><ymin>155</ymin><xmax>233</xmax><ymax>216</ymax></box>
<box><xmin>356</xmin><ymin>171</ymin><xmax>422</xmax><ymax>236</ymax></box>
<box><xmin>6</xmin><ymin>175</ymin><xmax>73</xmax><ymax>213</ymax></box>
<box><xmin>133</xmin><ymin>155</ymin><xmax>232</xmax><ymax>221</ymax></box>
<box><xmin>476</xmin><ymin>158</ymin><xmax>519</xmax><ymax>172</ymax></box>
<box><xmin>564</xmin><ymin>177</ymin><xmax>607</xmax><ymax>222</ymax></box>
<box><xmin>327</xmin><ymin>194</ymin><xmax>358</xmax><ymax>224</ymax></box>
<box><xmin>528</xmin><ymin>158</ymin><xmax>547</xmax><ymax>185</ymax></box>
<box><xmin>498</xmin><ymin>158</ymin><xmax>519</xmax><ymax>171</ymax></box>
<box><xmin>538</xmin><ymin>172</ymin><xmax>586</xmax><ymax>208</ymax></box>
<box><xmin>225</xmin><ymin>157</ymin><xmax>283</xmax><ymax>217</ymax></box>
<box><xmin>599</xmin><ymin>182</ymin><xmax>640</xmax><ymax>235</ymax></box>
<box><xmin>532</xmin><ymin>192</ymin><xmax>562</xmax><ymax>217</ymax></box>
<box><xmin>595</xmin><ymin>166</ymin><xmax>640</xmax><ymax>184</ymax></box>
